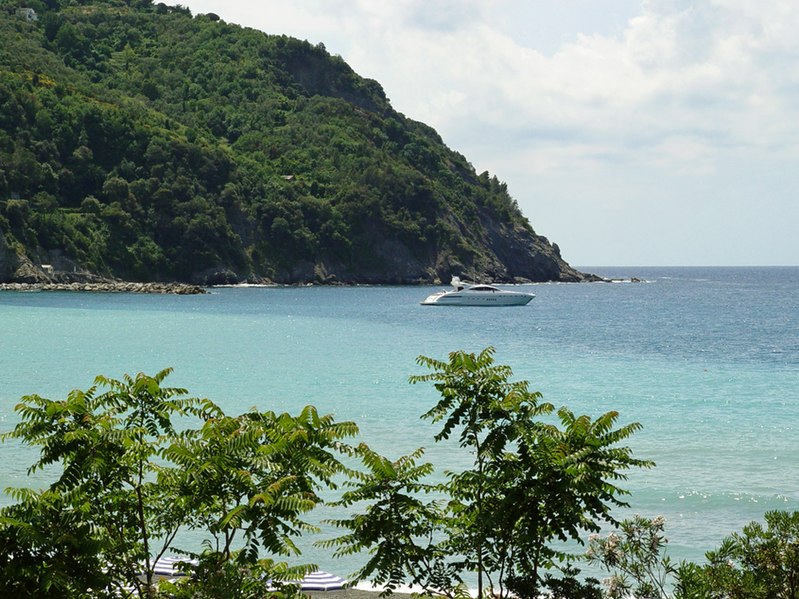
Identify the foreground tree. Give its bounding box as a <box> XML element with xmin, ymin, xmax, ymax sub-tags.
<box><xmin>320</xmin><ymin>444</ymin><xmax>447</xmax><ymax>596</ymax></box>
<box><xmin>0</xmin><ymin>369</ymin><xmax>212</xmax><ymax>597</ymax></box>
<box><xmin>164</xmin><ymin>406</ymin><xmax>358</xmax><ymax>598</ymax></box>
<box><xmin>680</xmin><ymin>510</ymin><xmax>799</xmax><ymax>599</ymax></box>
<box><xmin>0</xmin><ymin>370</ymin><xmax>358</xmax><ymax>598</ymax></box>
<box><xmin>0</xmin><ymin>487</ymin><xmax>110</xmax><ymax>598</ymax></box>
<box><xmin>411</xmin><ymin>347</ymin><xmax>555</xmax><ymax>598</ymax></box>
<box><xmin>326</xmin><ymin>347</ymin><xmax>652</xmax><ymax>598</ymax></box>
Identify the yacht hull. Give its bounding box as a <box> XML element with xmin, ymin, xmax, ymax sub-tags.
<box><xmin>421</xmin><ymin>291</ymin><xmax>534</xmax><ymax>306</ymax></box>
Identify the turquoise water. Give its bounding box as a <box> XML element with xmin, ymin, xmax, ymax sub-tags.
<box><xmin>1</xmin><ymin>267</ymin><xmax>798</xmax><ymax>575</ymax></box>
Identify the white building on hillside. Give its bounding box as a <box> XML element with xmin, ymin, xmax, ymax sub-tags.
<box><xmin>16</xmin><ymin>8</ymin><xmax>38</xmax><ymax>21</ymax></box>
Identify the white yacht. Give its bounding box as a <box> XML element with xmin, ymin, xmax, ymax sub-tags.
<box><xmin>421</xmin><ymin>277</ymin><xmax>535</xmax><ymax>306</ymax></box>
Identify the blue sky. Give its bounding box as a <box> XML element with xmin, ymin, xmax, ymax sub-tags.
<box><xmin>181</xmin><ymin>0</ymin><xmax>799</xmax><ymax>266</ymax></box>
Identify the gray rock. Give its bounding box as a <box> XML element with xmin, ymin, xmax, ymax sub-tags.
<box><xmin>0</xmin><ymin>281</ymin><xmax>206</xmax><ymax>294</ymax></box>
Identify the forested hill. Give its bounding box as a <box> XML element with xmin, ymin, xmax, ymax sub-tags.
<box><xmin>0</xmin><ymin>0</ymin><xmax>592</xmax><ymax>285</ymax></box>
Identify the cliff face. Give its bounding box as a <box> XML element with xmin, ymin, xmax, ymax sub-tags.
<box><xmin>0</xmin><ymin>2</ymin><xmax>592</xmax><ymax>285</ymax></box>
<box><xmin>482</xmin><ymin>218</ymin><xmax>588</xmax><ymax>283</ymax></box>
<box><xmin>249</xmin><ymin>212</ymin><xmax>587</xmax><ymax>285</ymax></box>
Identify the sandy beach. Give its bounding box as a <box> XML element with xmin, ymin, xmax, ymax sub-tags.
<box><xmin>308</xmin><ymin>589</ymin><xmax>414</xmax><ymax>599</ymax></box>
<box><xmin>305</xmin><ymin>578</ymin><xmax>435</xmax><ymax>599</ymax></box>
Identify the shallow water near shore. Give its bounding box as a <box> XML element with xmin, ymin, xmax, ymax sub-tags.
<box><xmin>1</xmin><ymin>266</ymin><xmax>797</xmax><ymax>579</ymax></box>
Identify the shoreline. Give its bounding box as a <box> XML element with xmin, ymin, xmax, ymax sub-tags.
<box><xmin>0</xmin><ymin>276</ymin><xmax>645</xmax><ymax>295</ymax></box>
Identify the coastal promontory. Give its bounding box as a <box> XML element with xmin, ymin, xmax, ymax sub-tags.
<box><xmin>0</xmin><ymin>1</ymin><xmax>592</xmax><ymax>286</ymax></box>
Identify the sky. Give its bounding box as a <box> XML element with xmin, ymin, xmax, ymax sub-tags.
<box><xmin>180</xmin><ymin>0</ymin><xmax>799</xmax><ymax>266</ymax></box>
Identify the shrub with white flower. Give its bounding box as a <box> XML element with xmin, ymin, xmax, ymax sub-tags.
<box><xmin>586</xmin><ymin>515</ymin><xmax>674</xmax><ymax>599</ymax></box>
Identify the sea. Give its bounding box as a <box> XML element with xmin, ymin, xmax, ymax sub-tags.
<box><xmin>1</xmin><ymin>266</ymin><xmax>798</xmax><ymax>579</ymax></box>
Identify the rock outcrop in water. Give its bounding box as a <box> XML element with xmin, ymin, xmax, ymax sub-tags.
<box><xmin>0</xmin><ymin>281</ymin><xmax>206</xmax><ymax>294</ymax></box>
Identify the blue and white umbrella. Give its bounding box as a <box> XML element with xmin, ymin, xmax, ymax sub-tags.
<box><xmin>294</xmin><ymin>570</ymin><xmax>348</xmax><ymax>591</ymax></box>
<box><xmin>151</xmin><ymin>555</ymin><xmax>198</xmax><ymax>577</ymax></box>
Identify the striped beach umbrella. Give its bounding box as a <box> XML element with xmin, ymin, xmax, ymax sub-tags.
<box><xmin>295</xmin><ymin>570</ymin><xmax>348</xmax><ymax>591</ymax></box>
<box><xmin>151</xmin><ymin>555</ymin><xmax>198</xmax><ymax>577</ymax></box>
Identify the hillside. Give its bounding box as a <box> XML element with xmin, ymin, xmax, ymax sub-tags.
<box><xmin>0</xmin><ymin>0</ymin><xmax>592</xmax><ymax>285</ymax></box>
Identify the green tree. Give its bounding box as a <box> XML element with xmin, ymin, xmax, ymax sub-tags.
<box><xmin>102</xmin><ymin>174</ymin><xmax>131</xmax><ymax>204</ymax></box>
<box><xmin>53</xmin><ymin>21</ymin><xmax>90</xmax><ymax>62</ymax></box>
<box><xmin>0</xmin><ymin>369</ymin><xmax>361</xmax><ymax>598</ymax></box>
<box><xmin>319</xmin><ymin>445</ymin><xmax>449</xmax><ymax>597</ymax></box>
<box><xmin>411</xmin><ymin>347</ymin><xmax>555</xmax><ymax>598</ymax></box>
<box><xmin>0</xmin><ymin>368</ymin><xmax>215</xmax><ymax>597</ymax></box>
<box><xmin>0</xmin><ymin>488</ymin><xmax>111</xmax><ymax>598</ymax></box>
<box><xmin>326</xmin><ymin>347</ymin><xmax>650</xmax><ymax>598</ymax></box>
<box><xmin>684</xmin><ymin>510</ymin><xmax>799</xmax><ymax>599</ymax></box>
<box><xmin>417</xmin><ymin>348</ymin><xmax>651</xmax><ymax>597</ymax></box>
<box><xmin>501</xmin><ymin>407</ymin><xmax>652</xmax><ymax>596</ymax></box>
<box><xmin>163</xmin><ymin>406</ymin><xmax>359</xmax><ymax>596</ymax></box>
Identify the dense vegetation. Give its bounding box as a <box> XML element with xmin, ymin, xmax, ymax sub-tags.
<box><xmin>3</xmin><ymin>348</ymin><xmax>798</xmax><ymax>598</ymax></box>
<box><xmin>0</xmin><ymin>0</ymin><xmax>584</xmax><ymax>284</ymax></box>
<box><xmin>0</xmin><ymin>348</ymin><xmax>648</xmax><ymax>598</ymax></box>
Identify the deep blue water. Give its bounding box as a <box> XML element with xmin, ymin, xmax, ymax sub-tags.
<box><xmin>1</xmin><ymin>266</ymin><xmax>797</xmax><ymax>575</ymax></box>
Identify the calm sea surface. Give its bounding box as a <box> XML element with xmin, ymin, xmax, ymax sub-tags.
<box><xmin>1</xmin><ymin>266</ymin><xmax>798</xmax><ymax>575</ymax></box>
